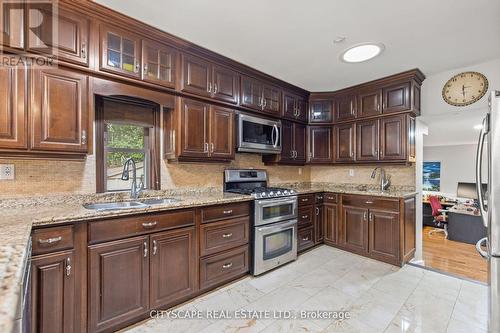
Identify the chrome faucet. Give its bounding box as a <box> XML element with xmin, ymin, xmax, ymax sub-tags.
<box><xmin>371</xmin><ymin>167</ymin><xmax>391</xmax><ymax>192</ymax></box>
<box><xmin>121</xmin><ymin>158</ymin><xmax>144</xmax><ymax>199</ymax></box>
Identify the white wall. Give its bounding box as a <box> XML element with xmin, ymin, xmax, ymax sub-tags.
<box><xmin>421</xmin><ymin>58</ymin><xmax>500</xmax><ymax>146</ymax></box>
<box><xmin>423</xmin><ymin>144</ymin><xmax>487</xmax><ymax>198</ymax></box>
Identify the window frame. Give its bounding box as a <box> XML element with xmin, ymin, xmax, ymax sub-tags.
<box><xmin>95</xmin><ymin>95</ymin><xmax>161</xmax><ymax>193</ymax></box>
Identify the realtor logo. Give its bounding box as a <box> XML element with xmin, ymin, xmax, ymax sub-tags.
<box><xmin>0</xmin><ymin>0</ymin><xmax>57</xmax><ymax>67</ymax></box>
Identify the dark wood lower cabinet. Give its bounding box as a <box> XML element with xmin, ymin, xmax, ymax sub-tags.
<box><xmin>323</xmin><ymin>203</ymin><xmax>338</xmax><ymax>245</ymax></box>
<box><xmin>150</xmin><ymin>227</ymin><xmax>197</xmax><ymax>309</ymax></box>
<box><xmin>368</xmin><ymin>209</ymin><xmax>400</xmax><ymax>263</ymax></box>
<box><xmin>314</xmin><ymin>205</ymin><xmax>324</xmax><ymax>244</ymax></box>
<box><xmin>341</xmin><ymin>206</ymin><xmax>369</xmax><ymax>254</ymax></box>
<box><xmin>88</xmin><ymin>236</ymin><xmax>149</xmax><ymax>333</ymax></box>
<box><xmin>298</xmin><ymin>226</ymin><xmax>315</xmax><ymax>252</ymax></box>
<box><xmin>31</xmin><ymin>251</ymin><xmax>75</xmax><ymax>333</ymax></box>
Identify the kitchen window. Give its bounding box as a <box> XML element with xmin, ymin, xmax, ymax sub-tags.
<box><xmin>96</xmin><ymin>96</ymin><xmax>161</xmax><ymax>193</ymax></box>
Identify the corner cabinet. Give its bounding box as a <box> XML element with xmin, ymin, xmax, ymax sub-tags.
<box><xmin>31</xmin><ymin>68</ymin><xmax>89</xmax><ymax>154</ymax></box>
<box><xmin>165</xmin><ymin>98</ymin><xmax>235</xmax><ymax>162</ymax></box>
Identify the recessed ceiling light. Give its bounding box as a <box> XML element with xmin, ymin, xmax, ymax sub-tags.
<box><xmin>474</xmin><ymin>124</ymin><xmax>483</xmax><ymax>130</ymax></box>
<box><xmin>340</xmin><ymin>43</ymin><xmax>385</xmax><ymax>63</ymax></box>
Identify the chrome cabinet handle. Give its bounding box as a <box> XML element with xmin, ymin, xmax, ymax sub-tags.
<box><xmin>476</xmin><ymin>116</ymin><xmax>489</xmax><ymax>228</ymax></box>
<box><xmin>369</xmin><ymin>212</ymin><xmax>373</xmax><ymax>221</ymax></box>
<box><xmin>214</xmin><ymin>83</ymin><xmax>218</xmax><ymax>94</ymax></box>
<box><xmin>258</xmin><ymin>97</ymin><xmax>262</xmax><ymax>107</ymax></box>
<box><xmin>66</xmin><ymin>257</ymin><xmax>71</xmax><ymax>276</ymax></box>
<box><xmin>81</xmin><ymin>130</ymin><xmax>87</xmax><ymax>145</ymax></box>
<box><xmin>142</xmin><ymin>221</ymin><xmax>157</xmax><ymax>229</ymax></box>
<box><xmin>350</xmin><ymin>152</ymin><xmax>354</xmax><ymax>157</ymax></box>
<box><xmin>153</xmin><ymin>240</ymin><xmax>157</xmax><ymax>255</ymax></box>
<box><xmin>302</xmin><ymin>236</ymin><xmax>309</xmax><ymax>241</ymax></box>
<box><xmin>222</xmin><ymin>233</ymin><xmax>233</xmax><ymax>238</ymax></box>
<box><xmin>365</xmin><ymin>201</ymin><xmax>374</xmax><ymax>204</ymax></box>
<box><xmin>143</xmin><ymin>64</ymin><xmax>148</xmax><ymax>75</ymax></box>
<box><xmin>204</xmin><ymin>142</ymin><xmax>209</xmax><ymax>153</ymax></box>
<box><xmin>363</xmin><ymin>212</ymin><xmax>367</xmax><ymax>221</ymax></box>
<box><xmin>315</xmin><ymin>207</ymin><xmax>319</xmax><ymax>215</ymax></box>
<box><xmin>301</xmin><ymin>215</ymin><xmax>308</xmax><ymax>219</ymax></box>
<box><xmin>208</xmin><ymin>82</ymin><xmax>212</xmax><ymax>93</ymax></box>
<box><xmin>377</xmin><ymin>103</ymin><xmax>380</xmax><ymax>111</ymax></box>
<box><xmin>222</xmin><ymin>262</ymin><xmax>233</xmax><ymax>269</ymax></box>
<box><xmin>38</xmin><ymin>236</ymin><xmax>62</xmax><ymax>245</ymax></box>
<box><xmin>223</xmin><ymin>209</ymin><xmax>233</xmax><ymax>215</ymax></box>
<box><xmin>210</xmin><ymin>143</ymin><xmax>214</xmax><ymax>153</ymax></box>
<box><xmin>81</xmin><ymin>42</ymin><xmax>86</xmax><ymax>59</ymax></box>
<box><xmin>476</xmin><ymin>237</ymin><xmax>489</xmax><ymax>259</ymax></box>
<box><xmin>134</xmin><ymin>61</ymin><xmax>140</xmax><ymax>73</ymax></box>
<box><xmin>143</xmin><ymin>241</ymin><xmax>148</xmax><ymax>257</ymax></box>
<box><xmin>290</xmin><ymin>150</ymin><xmax>294</xmax><ymax>158</ymax></box>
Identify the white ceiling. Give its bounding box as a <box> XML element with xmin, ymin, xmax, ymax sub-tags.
<box><xmin>96</xmin><ymin>0</ymin><xmax>500</xmax><ymax>91</ymax></box>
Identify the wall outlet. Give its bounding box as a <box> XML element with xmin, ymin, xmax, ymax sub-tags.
<box><xmin>0</xmin><ymin>164</ymin><xmax>15</xmax><ymax>180</ymax></box>
<box><xmin>298</xmin><ymin>168</ymin><xmax>302</xmax><ymax>175</ymax></box>
<box><xmin>348</xmin><ymin>169</ymin><xmax>355</xmax><ymax>177</ymax></box>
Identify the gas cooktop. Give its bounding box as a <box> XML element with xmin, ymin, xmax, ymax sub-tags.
<box><xmin>223</xmin><ymin>169</ymin><xmax>296</xmax><ymax>199</ymax></box>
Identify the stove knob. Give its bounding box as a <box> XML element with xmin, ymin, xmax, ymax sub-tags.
<box><xmin>269</xmin><ymin>191</ymin><xmax>274</xmax><ymax>196</ymax></box>
<box><xmin>284</xmin><ymin>190</ymin><xmax>289</xmax><ymax>195</ymax></box>
<box><xmin>277</xmin><ymin>191</ymin><xmax>282</xmax><ymax>195</ymax></box>
<box><xmin>290</xmin><ymin>189</ymin><xmax>295</xmax><ymax>194</ymax></box>
<box><xmin>261</xmin><ymin>192</ymin><xmax>267</xmax><ymax>197</ymax></box>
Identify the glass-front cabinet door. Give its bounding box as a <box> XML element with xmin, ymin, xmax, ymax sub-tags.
<box><xmin>100</xmin><ymin>25</ymin><xmax>141</xmax><ymax>78</ymax></box>
<box><xmin>142</xmin><ymin>40</ymin><xmax>177</xmax><ymax>88</ymax></box>
<box><xmin>310</xmin><ymin>100</ymin><xmax>333</xmax><ymax>123</ymax></box>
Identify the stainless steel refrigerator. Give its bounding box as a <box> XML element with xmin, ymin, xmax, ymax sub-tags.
<box><xmin>476</xmin><ymin>90</ymin><xmax>500</xmax><ymax>333</ymax></box>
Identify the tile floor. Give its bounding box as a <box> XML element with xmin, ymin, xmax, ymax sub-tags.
<box><xmin>123</xmin><ymin>245</ymin><xmax>488</xmax><ymax>333</ymax></box>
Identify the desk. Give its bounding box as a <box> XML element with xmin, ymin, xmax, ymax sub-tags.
<box><xmin>447</xmin><ymin>204</ymin><xmax>487</xmax><ymax>244</ymax></box>
<box><xmin>422</xmin><ymin>200</ymin><xmax>456</xmax><ymax>227</ymax></box>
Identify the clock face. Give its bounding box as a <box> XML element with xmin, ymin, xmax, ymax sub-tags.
<box><xmin>442</xmin><ymin>71</ymin><xmax>488</xmax><ymax>106</ymax></box>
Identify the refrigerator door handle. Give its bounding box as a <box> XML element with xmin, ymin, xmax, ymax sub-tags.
<box><xmin>476</xmin><ymin>237</ymin><xmax>490</xmax><ymax>259</ymax></box>
<box><xmin>476</xmin><ymin>116</ymin><xmax>489</xmax><ymax>228</ymax></box>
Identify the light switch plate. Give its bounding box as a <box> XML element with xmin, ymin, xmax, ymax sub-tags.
<box><xmin>0</xmin><ymin>164</ymin><xmax>15</xmax><ymax>180</ymax></box>
<box><xmin>348</xmin><ymin>169</ymin><xmax>355</xmax><ymax>177</ymax></box>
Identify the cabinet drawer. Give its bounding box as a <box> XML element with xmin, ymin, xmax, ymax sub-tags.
<box><xmin>89</xmin><ymin>209</ymin><xmax>195</xmax><ymax>244</ymax></box>
<box><xmin>200</xmin><ymin>245</ymin><xmax>249</xmax><ymax>290</ymax></box>
<box><xmin>298</xmin><ymin>227</ymin><xmax>315</xmax><ymax>252</ymax></box>
<box><xmin>200</xmin><ymin>217</ymin><xmax>250</xmax><ymax>256</ymax></box>
<box><xmin>298</xmin><ymin>206</ymin><xmax>314</xmax><ymax>228</ymax></box>
<box><xmin>342</xmin><ymin>195</ymin><xmax>399</xmax><ymax>212</ymax></box>
<box><xmin>315</xmin><ymin>193</ymin><xmax>324</xmax><ymax>204</ymax></box>
<box><xmin>323</xmin><ymin>193</ymin><xmax>338</xmax><ymax>204</ymax></box>
<box><xmin>201</xmin><ymin>202</ymin><xmax>250</xmax><ymax>223</ymax></box>
<box><xmin>32</xmin><ymin>225</ymin><xmax>74</xmax><ymax>255</ymax></box>
<box><xmin>298</xmin><ymin>194</ymin><xmax>314</xmax><ymax>207</ymax></box>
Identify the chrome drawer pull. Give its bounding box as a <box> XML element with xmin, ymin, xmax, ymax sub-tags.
<box><xmin>302</xmin><ymin>237</ymin><xmax>309</xmax><ymax>241</ymax></box>
<box><xmin>66</xmin><ymin>257</ymin><xmax>71</xmax><ymax>276</ymax></box>
<box><xmin>222</xmin><ymin>233</ymin><xmax>233</xmax><ymax>238</ymax></box>
<box><xmin>302</xmin><ymin>215</ymin><xmax>308</xmax><ymax>219</ymax></box>
<box><xmin>365</xmin><ymin>201</ymin><xmax>374</xmax><ymax>204</ymax></box>
<box><xmin>142</xmin><ymin>221</ymin><xmax>157</xmax><ymax>228</ymax></box>
<box><xmin>327</xmin><ymin>196</ymin><xmax>334</xmax><ymax>200</ymax></box>
<box><xmin>222</xmin><ymin>262</ymin><xmax>233</xmax><ymax>269</ymax></box>
<box><xmin>223</xmin><ymin>210</ymin><xmax>233</xmax><ymax>215</ymax></box>
<box><xmin>38</xmin><ymin>236</ymin><xmax>62</xmax><ymax>245</ymax></box>
<box><xmin>153</xmin><ymin>240</ymin><xmax>158</xmax><ymax>255</ymax></box>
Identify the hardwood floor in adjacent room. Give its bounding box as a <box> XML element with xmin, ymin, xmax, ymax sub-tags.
<box><xmin>422</xmin><ymin>226</ymin><xmax>488</xmax><ymax>283</ymax></box>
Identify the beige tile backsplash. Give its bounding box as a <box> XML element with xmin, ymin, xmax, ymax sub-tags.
<box><xmin>0</xmin><ymin>154</ymin><xmax>414</xmax><ymax>198</ymax></box>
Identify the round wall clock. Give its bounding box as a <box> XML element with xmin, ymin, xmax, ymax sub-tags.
<box><xmin>442</xmin><ymin>71</ymin><xmax>488</xmax><ymax>106</ymax></box>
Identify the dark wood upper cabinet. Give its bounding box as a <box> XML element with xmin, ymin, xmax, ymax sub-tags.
<box><xmin>382</xmin><ymin>82</ymin><xmax>411</xmax><ymax>114</ymax></box>
<box><xmin>334</xmin><ymin>123</ymin><xmax>355</xmax><ymax>163</ymax></box>
<box><xmin>264</xmin><ymin>120</ymin><xmax>305</xmax><ymax>164</ymax></box>
<box><xmin>181</xmin><ymin>54</ymin><xmax>212</xmax><ymax>97</ymax></box>
<box><xmin>310</xmin><ymin>100</ymin><xmax>333</xmax><ymax>124</ymax></box>
<box><xmin>283</xmin><ymin>91</ymin><xmax>307</xmax><ymax>122</ymax></box>
<box><xmin>308</xmin><ymin>126</ymin><xmax>333</xmax><ymax>164</ymax></box>
<box><xmin>212</xmin><ymin>65</ymin><xmax>239</xmax><ymax>104</ymax></box>
<box><xmin>89</xmin><ymin>236</ymin><xmax>149</xmax><ymax>333</ymax></box>
<box><xmin>0</xmin><ymin>66</ymin><xmax>27</xmax><ymax>150</ymax></box>
<box><xmin>358</xmin><ymin>88</ymin><xmax>382</xmax><ymax>118</ymax></box>
<box><xmin>334</xmin><ymin>94</ymin><xmax>357</xmax><ymax>121</ymax></box>
<box><xmin>30</xmin><ymin>68</ymin><xmax>89</xmax><ymax>153</ymax></box>
<box><xmin>356</xmin><ymin>119</ymin><xmax>379</xmax><ymax>161</ymax></box>
<box><xmin>179</xmin><ymin>98</ymin><xmax>209</xmax><ymax>159</ymax></box>
<box><xmin>408</xmin><ymin>116</ymin><xmax>416</xmax><ymax>162</ymax></box>
<box><xmin>324</xmin><ymin>203</ymin><xmax>338</xmax><ymax>245</ymax></box>
<box><xmin>294</xmin><ymin>122</ymin><xmax>307</xmax><ymax>163</ymax></box>
<box><xmin>100</xmin><ymin>24</ymin><xmax>142</xmax><ymax>78</ymax></box>
<box><xmin>240</xmin><ymin>75</ymin><xmax>263</xmax><ymax>110</ymax></box>
<box><xmin>262</xmin><ymin>84</ymin><xmax>281</xmax><ymax>115</ymax></box>
<box><xmin>150</xmin><ymin>227</ymin><xmax>197</xmax><ymax>309</ymax></box>
<box><xmin>27</xmin><ymin>4</ymin><xmax>90</xmax><ymax>66</ymax></box>
<box><xmin>209</xmin><ymin>106</ymin><xmax>235</xmax><ymax>160</ymax></box>
<box><xmin>142</xmin><ymin>39</ymin><xmax>177</xmax><ymax>88</ymax></box>
<box><xmin>341</xmin><ymin>206</ymin><xmax>369</xmax><ymax>254</ymax></box>
<box><xmin>368</xmin><ymin>209</ymin><xmax>400</xmax><ymax>263</ymax></box>
<box><xmin>380</xmin><ymin>114</ymin><xmax>406</xmax><ymax>161</ymax></box>
<box><xmin>31</xmin><ymin>251</ymin><xmax>75</xmax><ymax>333</ymax></box>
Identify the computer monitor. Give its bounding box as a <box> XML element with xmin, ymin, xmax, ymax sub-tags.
<box><xmin>456</xmin><ymin>182</ymin><xmax>487</xmax><ymax>200</ymax></box>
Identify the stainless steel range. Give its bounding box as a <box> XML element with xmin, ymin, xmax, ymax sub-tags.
<box><xmin>224</xmin><ymin>169</ymin><xmax>298</xmax><ymax>275</ymax></box>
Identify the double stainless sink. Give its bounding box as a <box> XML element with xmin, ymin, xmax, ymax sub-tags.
<box><xmin>83</xmin><ymin>198</ymin><xmax>180</xmax><ymax>211</ymax></box>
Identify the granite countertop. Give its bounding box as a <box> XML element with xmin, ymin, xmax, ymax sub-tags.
<box><xmin>0</xmin><ymin>183</ymin><xmax>417</xmax><ymax>331</ymax></box>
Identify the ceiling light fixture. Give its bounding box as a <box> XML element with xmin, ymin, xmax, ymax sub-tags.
<box><xmin>340</xmin><ymin>43</ymin><xmax>385</xmax><ymax>63</ymax></box>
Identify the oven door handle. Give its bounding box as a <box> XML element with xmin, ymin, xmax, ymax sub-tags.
<box><xmin>256</xmin><ymin>219</ymin><xmax>297</xmax><ymax>233</ymax></box>
<box><xmin>256</xmin><ymin>197</ymin><xmax>298</xmax><ymax>206</ymax></box>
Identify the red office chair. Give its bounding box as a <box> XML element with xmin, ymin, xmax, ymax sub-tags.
<box><xmin>428</xmin><ymin>195</ymin><xmax>449</xmax><ymax>238</ymax></box>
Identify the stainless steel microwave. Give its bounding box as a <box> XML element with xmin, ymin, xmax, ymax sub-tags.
<box><xmin>236</xmin><ymin>113</ymin><xmax>281</xmax><ymax>154</ymax></box>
